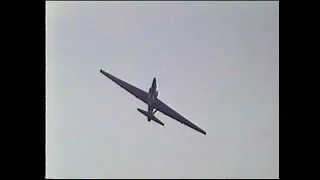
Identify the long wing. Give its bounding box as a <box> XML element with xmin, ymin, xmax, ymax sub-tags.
<box><xmin>152</xmin><ymin>98</ymin><xmax>207</xmax><ymax>135</ymax></box>
<box><xmin>100</xmin><ymin>69</ymin><xmax>206</xmax><ymax>135</ymax></box>
<box><xmin>100</xmin><ymin>69</ymin><xmax>149</xmax><ymax>104</ymax></box>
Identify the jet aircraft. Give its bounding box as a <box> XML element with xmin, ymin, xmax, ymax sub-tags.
<box><xmin>100</xmin><ymin>69</ymin><xmax>206</xmax><ymax>135</ymax></box>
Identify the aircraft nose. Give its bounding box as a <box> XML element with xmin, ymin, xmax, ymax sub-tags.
<box><xmin>152</xmin><ymin>77</ymin><xmax>156</xmax><ymax>85</ymax></box>
<box><xmin>152</xmin><ymin>77</ymin><xmax>157</xmax><ymax>88</ymax></box>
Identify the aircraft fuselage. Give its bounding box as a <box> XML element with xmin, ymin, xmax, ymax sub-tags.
<box><xmin>147</xmin><ymin>77</ymin><xmax>158</xmax><ymax>121</ymax></box>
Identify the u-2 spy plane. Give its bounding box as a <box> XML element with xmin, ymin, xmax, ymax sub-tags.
<box><xmin>100</xmin><ymin>69</ymin><xmax>206</xmax><ymax>135</ymax></box>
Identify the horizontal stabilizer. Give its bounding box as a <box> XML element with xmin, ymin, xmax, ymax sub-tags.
<box><xmin>137</xmin><ymin>108</ymin><xmax>165</xmax><ymax>126</ymax></box>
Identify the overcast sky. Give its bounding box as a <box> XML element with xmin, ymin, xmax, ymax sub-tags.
<box><xmin>46</xmin><ymin>1</ymin><xmax>279</xmax><ymax>179</ymax></box>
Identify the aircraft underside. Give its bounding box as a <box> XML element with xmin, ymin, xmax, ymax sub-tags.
<box><xmin>100</xmin><ymin>69</ymin><xmax>206</xmax><ymax>135</ymax></box>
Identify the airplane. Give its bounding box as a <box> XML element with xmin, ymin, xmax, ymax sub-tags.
<box><xmin>100</xmin><ymin>69</ymin><xmax>206</xmax><ymax>135</ymax></box>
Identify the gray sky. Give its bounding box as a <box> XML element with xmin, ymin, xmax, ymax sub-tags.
<box><xmin>46</xmin><ymin>1</ymin><xmax>279</xmax><ymax>179</ymax></box>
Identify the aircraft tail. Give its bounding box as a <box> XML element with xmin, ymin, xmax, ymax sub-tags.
<box><xmin>137</xmin><ymin>108</ymin><xmax>165</xmax><ymax>126</ymax></box>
